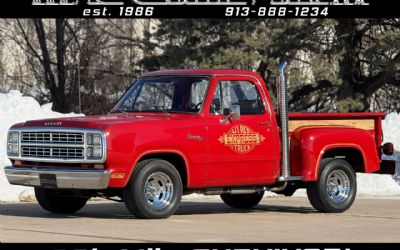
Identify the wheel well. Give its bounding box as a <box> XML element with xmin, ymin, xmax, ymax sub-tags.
<box><xmin>139</xmin><ymin>153</ymin><xmax>188</xmax><ymax>187</ymax></box>
<box><xmin>322</xmin><ymin>147</ymin><xmax>365</xmax><ymax>172</ymax></box>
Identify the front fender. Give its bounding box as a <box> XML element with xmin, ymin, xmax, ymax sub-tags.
<box><xmin>103</xmin><ymin>119</ymin><xmax>206</xmax><ymax>188</ymax></box>
<box><xmin>290</xmin><ymin>126</ymin><xmax>380</xmax><ymax>181</ymax></box>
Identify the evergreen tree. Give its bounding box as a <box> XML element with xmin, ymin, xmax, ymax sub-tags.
<box><xmin>144</xmin><ymin>19</ymin><xmax>400</xmax><ymax>112</ymax></box>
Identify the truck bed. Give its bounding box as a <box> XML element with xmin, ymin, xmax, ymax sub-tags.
<box><xmin>286</xmin><ymin>112</ymin><xmax>386</xmax><ymax>156</ymax></box>
<box><xmin>288</xmin><ymin>112</ymin><xmax>385</xmax><ymax>132</ymax></box>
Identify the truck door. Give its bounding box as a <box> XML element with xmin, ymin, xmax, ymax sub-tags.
<box><xmin>205</xmin><ymin>76</ymin><xmax>278</xmax><ymax>185</ymax></box>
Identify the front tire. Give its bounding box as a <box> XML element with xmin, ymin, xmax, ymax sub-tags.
<box><xmin>34</xmin><ymin>188</ymin><xmax>88</xmax><ymax>214</ymax></box>
<box><xmin>220</xmin><ymin>191</ymin><xmax>264</xmax><ymax>209</ymax></box>
<box><xmin>123</xmin><ymin>159</ymin><xmax>183</xmax><ymax>219</ymax></box>
<box><xmin>307</xmin><ymin>158</ymin><xmax>357</xmax><ymax>213</ymax></box>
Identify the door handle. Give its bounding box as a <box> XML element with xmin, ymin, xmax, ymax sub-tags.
<box><xmin>258</xmin><ymin>122</ymin><xmax>271</xmax><ymax>126</ymax></box>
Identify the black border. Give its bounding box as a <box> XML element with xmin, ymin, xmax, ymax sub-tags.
<box><xmin>0</xmin><ymin>0</ymin><xmax>395</xmax><ymax>18</ymax></box>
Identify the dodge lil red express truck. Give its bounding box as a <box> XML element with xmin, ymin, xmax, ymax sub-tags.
<box><xmin>5</xmin><ymin>65</ymin><xmax>396</xmax><ymax>219</ymax></box>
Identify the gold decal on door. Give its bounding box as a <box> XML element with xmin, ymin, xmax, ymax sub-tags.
<box><xmin>218</xmin><ymin>124</ymin><xmax>265</xmax><ymax>154</ymax></box>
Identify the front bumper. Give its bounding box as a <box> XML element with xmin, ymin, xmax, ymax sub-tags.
<box><xmin>4</xmin><ymin>166</ymin><xmax>110</xmax><ymax>189</ymax></box>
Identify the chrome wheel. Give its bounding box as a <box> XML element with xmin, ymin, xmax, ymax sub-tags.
<box><xmin>124</xmin><ymin>159</ymin><xmax>182</xmax><ymax>219</ymax></box>
<box><xmin>307</xmin><ymin>159</ymin><xmax>356</xmax><ymax>213</ymax></box>
<box><xmin>326</xmin><ymin>169</ymin><xmax>351</xmax><ymax>203</ymax></box>
<box><xmin>144</xmin><ymin>172</ymin><xmax>174</xmax><ymax>210</ymax></box>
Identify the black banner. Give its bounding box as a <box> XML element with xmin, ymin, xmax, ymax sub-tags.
<box><xmin>0</xmin><ymin>1</ymin><xmax>398</xmax><ymax>250</ymax></box>
<box><xmin>0</xmin><ymin>0</ymin><xmax>396</xmax><ymax>18</ymax></box>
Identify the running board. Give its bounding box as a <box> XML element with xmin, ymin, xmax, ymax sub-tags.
<box><xmin>278</xmin><ymin>176</ymin><xmax>303</xmax><ymax>182</ymax></box>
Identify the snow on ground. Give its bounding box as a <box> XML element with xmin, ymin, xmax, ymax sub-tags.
<box><xmin>0</xmin><ymin>90</ymin><xmax>399</xmax><ymax>202</ymax></box>
<box><xmin>0</xmin><ymin>90</ymin><xmax>82</xmax><ymax>202</ymax></box>
<box><xmin>382</xmin><ymin>113</ymin><xmax>400</xmax><ymax>151</ymax></box>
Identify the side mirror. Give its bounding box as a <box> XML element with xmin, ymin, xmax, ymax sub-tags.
<box><xmin>221</xmin><ymin>104</ymin><xmax>240</xmax><ymax>124</ymax></box>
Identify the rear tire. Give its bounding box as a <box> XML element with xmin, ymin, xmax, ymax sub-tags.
<box><xmin>307</xmin><ymin>158</ymin><xmax>357</xmax><ymax>213</ymax></box>
<box><xmin>220</xmin><ymin>191</ymin><xmax>264</xmax><ymax>209</ymax></box>
<box><xmin>123</xmin><ymin>159</ymin><xmax>183</xmax><ymax>219</ymax></box>
<box><xmin>34</xmin><ymin>188</ymin><xmax>88</xmax><ymax>214</ymax></box>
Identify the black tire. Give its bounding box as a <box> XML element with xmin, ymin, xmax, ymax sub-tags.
<box><xmin>220</xmin><ymin>191</ymin><xmax>264</xmax><ymax>209</ymax></box>
<box><xmin>123</xmin><ymin>159</ymin><xmax>183</xmax><ymax>219</ymax></box>
<box><xmin>34</xmin><ymin>188</ymin><xmax>88</xmax><ymax>214</ymax></box>
<box><xmin>307</xmin><ymin>158</ymin><xmax>357</xmax><ymax>213</ymax></box>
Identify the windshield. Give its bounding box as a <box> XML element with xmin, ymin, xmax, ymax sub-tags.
<box><xmin>112</xmin><ymin>76</ymin><xmax>210</xmax><ymax>114</ymax></box>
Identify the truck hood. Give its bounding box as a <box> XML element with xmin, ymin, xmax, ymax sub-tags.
<box><xmin>14</xmin><ymin>113</ymin><xmax>193</xmax><ymax>130</ymax></box>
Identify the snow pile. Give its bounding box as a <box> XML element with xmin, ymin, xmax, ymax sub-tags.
<box><xmin>381</xmin><ymin>112</ymin><xmax>400</xmax><ymax>184</ymax></box>
<box><xmin>356</xmin><ymin>173</ymin><xmax>400</xmax><ymax>196</ymax></box>
<box><xmin>382</xmin><ymin>113</ymin><xmax>400</xmax><ymax>151</ymax></box>
<box><xmin>0</xmin><ymin>90</ymin><xmax>81</xmax><ymax>202</ymax></box>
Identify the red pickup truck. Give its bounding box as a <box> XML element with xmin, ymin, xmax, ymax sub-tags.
<box><xmin>5</xmin><ymin>66</ymin><xmax>396</xmax><ymax>219</ymax></box>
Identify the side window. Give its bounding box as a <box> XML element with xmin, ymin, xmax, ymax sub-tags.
<box><xmin>210</xmin><ymin>83</ymin><xmax>223</xmax><ymax>114</ymax></box>
<box><xmin>188</xmin><ymin>80</ymin><xmax>209</xmax><ymax>111</ymax></box>
<box><xmin>210</xmin><ymin>80</ymin><xmax>264</xmax><ymax>115</ymax></box>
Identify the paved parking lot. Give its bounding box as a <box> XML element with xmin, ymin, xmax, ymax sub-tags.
<box><xmin>1</xmin><ymin>196</ymin><xmax>400</xmax><ymax>243</ymax></box>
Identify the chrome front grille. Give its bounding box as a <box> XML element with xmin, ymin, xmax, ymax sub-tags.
<box><xmin>21</xmin><ymin>146</ymin><xmax>84</xmax><ymax>159</ymax></box>
<box><xmin>8</xmin><ymin>128</ymin><xmax>107</xmax><ymax>163</ymax></box>
<box><xmin>21</xmin><ymin>131</ymin><xmax>84</xmax><ymax>144</ymax></box>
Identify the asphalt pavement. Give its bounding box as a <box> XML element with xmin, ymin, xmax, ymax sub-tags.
<box><xmin>1</xmin><ymin>196</ymin><xmax>400</xmax><ymax>243</ymax></box>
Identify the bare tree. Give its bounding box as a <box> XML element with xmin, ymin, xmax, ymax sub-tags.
<box><xmin>0</xmin><ymin>19</ymin><xmax>148</xmax><ymax>114</ymax></box>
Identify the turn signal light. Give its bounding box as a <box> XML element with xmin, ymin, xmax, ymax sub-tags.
<box><xmin>111</xmin><ymin>173</ymin><xmax>125</xmax><ymax>179</ymax></box>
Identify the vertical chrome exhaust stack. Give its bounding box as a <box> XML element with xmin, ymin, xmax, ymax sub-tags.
<box><xmin>278</xmin><ymin>62</ymin><xmax>301</xmax><ymax>182</ymax></box>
